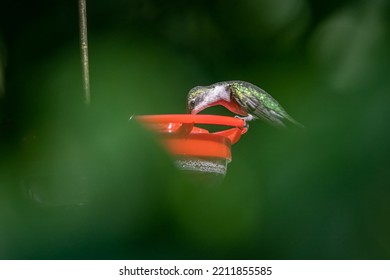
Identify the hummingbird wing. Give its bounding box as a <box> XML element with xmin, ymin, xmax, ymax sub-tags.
<box><xmin>230</xmin><ymin>81</ymin><xmax>302</xmax><ymax>127</ymax></box>
<box><xmin>249</xmin><ymin>97</ymin><xmax>287</xmax><ymax>126</ymax></box>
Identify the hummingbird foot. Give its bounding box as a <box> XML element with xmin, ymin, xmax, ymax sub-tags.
<box><xmin>234</xmin><ymin>114</ymin><xmax>253</xmax><ymax>128</ymax></box>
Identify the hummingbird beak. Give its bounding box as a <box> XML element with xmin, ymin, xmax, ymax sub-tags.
<box><xmin>190</xmin><ymin>103</ymin><xmax>209</xmax><ymax>115</ymax></box>
<box><xmin>189</xmin><ymin>107</ymin><xmax>200</xmax><ymax>115</ymax></box>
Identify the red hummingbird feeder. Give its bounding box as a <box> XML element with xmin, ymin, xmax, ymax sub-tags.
<box><xmin>136</xmin><ymin>114</ymin><xmax>247</xmax><ymax>176</ymax></box>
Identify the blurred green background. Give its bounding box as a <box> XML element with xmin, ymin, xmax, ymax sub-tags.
<box><xmin>1</xmin><ymin>0</ymin><xmax>390</xmax><ymax>259</ymax></box>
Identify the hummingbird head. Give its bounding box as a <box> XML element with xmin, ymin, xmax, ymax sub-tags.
<box><xmin>187</xmin><ymin>86</ymin><xmax>208</xmax><ymax>114</ymax></box>
<box><xmin>187</xmin><ymin>83</ymin><xmax>231</xmax><ymax>114</ymax></box>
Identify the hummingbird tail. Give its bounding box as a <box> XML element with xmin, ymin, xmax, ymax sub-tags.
<box><xmin>285</xmin><ymin>114</ymin><xmax>304</xmax><ymax>128</ymax></box>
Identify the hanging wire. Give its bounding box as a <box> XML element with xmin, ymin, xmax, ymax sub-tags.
<box><xmin>78</xmin><ymin>0</ymin><xmax>90</xmax><ymax>105</ymax></box>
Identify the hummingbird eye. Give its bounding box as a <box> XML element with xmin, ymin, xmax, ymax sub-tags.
<box><xmin>189</xmin><ymin>99</ymin><xmax>196</xmax><ymax>109</ymax></box>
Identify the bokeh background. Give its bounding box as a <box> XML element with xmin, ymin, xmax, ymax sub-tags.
<box><xmin>1</xmin><ymin>0</ymin><xmax>389</xmax><ymax>259</ymax></box>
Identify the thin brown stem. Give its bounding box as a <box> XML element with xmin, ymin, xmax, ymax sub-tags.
<box><xmin>78</xmin><ymin>0</ymin><xmax>90</xmax><ymax>105</ymax></box>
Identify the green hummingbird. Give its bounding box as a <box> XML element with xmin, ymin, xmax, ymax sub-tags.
<box><xmin>187</xmin><ymin>80</ymin><xmax>302</xmax><ymax>127</ymax></box>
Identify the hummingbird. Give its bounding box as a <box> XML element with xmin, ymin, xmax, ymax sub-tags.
<box><xmin>187</xmin><ymin>80</ymin><xmax>302</xmax><ymax>127</ymax></box>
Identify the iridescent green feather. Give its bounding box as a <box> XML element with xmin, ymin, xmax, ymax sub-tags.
<box><xmin>221</xmin><ymin>80</ymin><xmax>302</xmax><ymax>127</ymax></box>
